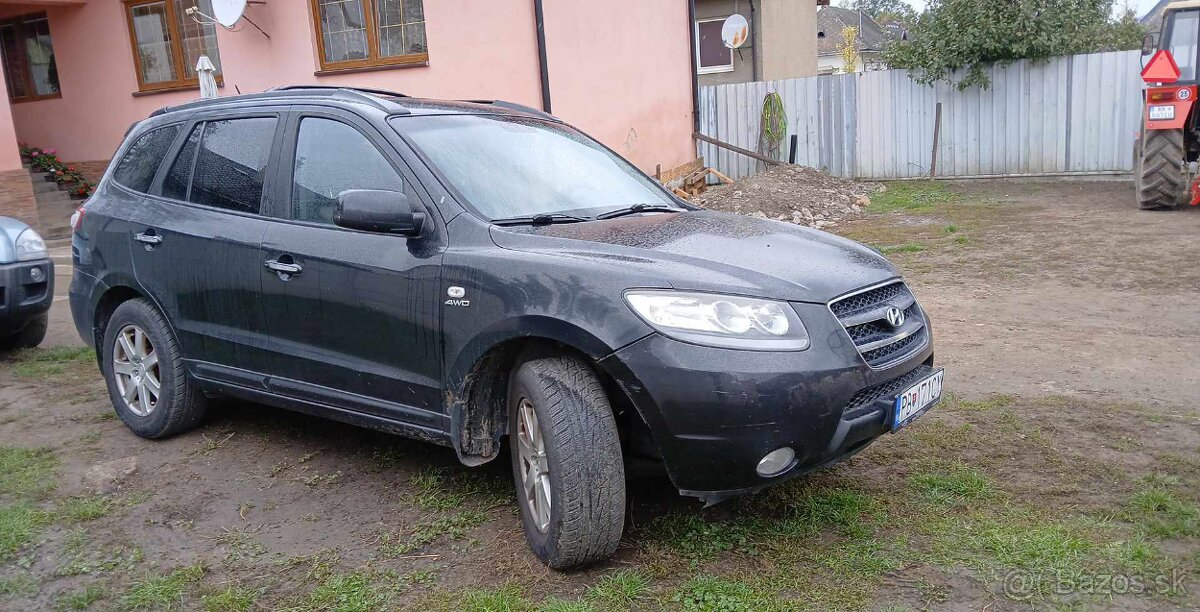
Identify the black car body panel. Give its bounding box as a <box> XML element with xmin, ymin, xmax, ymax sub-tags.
<box><xmin>70</xmin><ymin>88</ymin><xmax>939</xmax><ymax>505</ymax></box>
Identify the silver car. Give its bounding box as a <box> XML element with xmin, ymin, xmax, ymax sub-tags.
<box><xmin>0</xmin><ymin>216</ymin><xmax>52</xmax><ymax>350</ymax></box>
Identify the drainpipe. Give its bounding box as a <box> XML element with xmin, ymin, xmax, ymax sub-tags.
<box><xmin>688</xmin><ymin>0</ymin><xmax>700</xmax><ymax>134</ymax></box>
<box><xmin>534</xmin><ymin>0</ymin><xmax>552</xmax><ymax>113</ymax></box>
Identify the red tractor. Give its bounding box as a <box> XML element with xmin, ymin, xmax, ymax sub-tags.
<box><xmin>1137</xmin><ymin>1</ymin><xmax>1200</xmax><ymax>209</ymax></box>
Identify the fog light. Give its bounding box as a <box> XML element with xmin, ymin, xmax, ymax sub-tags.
<box><xmin>756</xmin><ymin>447</ymin><xmax>796</xmax><ymax>477</ymax></box>
<box><xmin>29</xmin><ymin>267</ymin><xmax>44</xmax><ymax>282</ymax></box>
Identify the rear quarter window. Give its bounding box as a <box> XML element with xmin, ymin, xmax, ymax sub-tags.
<box><xmin>111</xmin><ymin>124</ymin><xmax>181</xmax><ymax>193</ymax></box>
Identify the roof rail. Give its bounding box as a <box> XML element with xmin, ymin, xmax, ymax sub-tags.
<box><xmin>461</xmin><ymin>99</ymin><xmax>556</xmax><ymax>120</ymax></box>
<box><xmin>270</xmin><ymin>84</ymin><xmax>409</xmax><ymax>98</ymax></box>
<box><xmin>149</xmin><ymin>85</ymin><xmax>412</xmax><ymax>118</ymax></box>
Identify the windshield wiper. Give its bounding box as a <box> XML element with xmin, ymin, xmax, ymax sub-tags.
<box><xmin>595</xmin><ymin>204</ymin><xmax>683</xmax><ymax>220</ymax></box>
<box><xmin>491</xmin><ymin>212</ymin><xmax>592</xmax><ymax>226</ymax></box>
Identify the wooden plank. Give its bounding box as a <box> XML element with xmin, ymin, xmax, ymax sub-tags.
<box><xmin>692</xmin><ymin>133</ymin><xmax>785</xmax><ymax>166</ymax></box>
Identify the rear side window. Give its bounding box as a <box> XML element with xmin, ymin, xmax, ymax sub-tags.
<box><xmin>111</xmin><ymin>124</ymin><xmax>180</xmax><ymax>192</ymax></box>
<box><xmin>161</xmin><ymin>117</ymin><xmax>277</xmax><ymax>214</ymax></box>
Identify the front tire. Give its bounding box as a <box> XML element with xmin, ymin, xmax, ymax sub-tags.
<box><xmin>508</xmin><ymin>355</ymin><xmax>625</xmax><ymax>569</ymax></box>
<box><xmin>102</xmin><ymin>299</ymin><xmax>207</xmax><ymax>438</ymax></box>
<box><xmin>1136</xmin><ymin>127</ymin><xmax>1185</xmax><ymax>210</ymax></box>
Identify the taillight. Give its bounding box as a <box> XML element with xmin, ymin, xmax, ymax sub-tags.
<box><xmin>1149</xmin><ymin>91</ymin><xmax>1177</xmax><ymax>102</ymax></box>
<box><xmin>70</xmin><ymin>206</ymin><xmax>85</xmax><ymax>232</ymax></box>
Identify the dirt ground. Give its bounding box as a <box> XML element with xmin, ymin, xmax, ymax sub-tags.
<box><xmin>1</xmin><ymin>179</ymin><xmax>1198</xmax><ymax>611</ymax></box>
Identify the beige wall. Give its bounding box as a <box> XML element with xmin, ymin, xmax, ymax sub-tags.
<box><xmin>757</xmin><ymin>0</ymin><xmax>817</xmax><ymax>80</ymax></box>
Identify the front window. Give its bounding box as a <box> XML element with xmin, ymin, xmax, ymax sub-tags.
<box><xmin>393</xmin><ymin>115</ymin><xmax>676</xmax><ymax>220</ymax></box>
<box><xmin>310</xmin><ymin>0</ymin><xmax>428</xmax><ymax>73</ymax></box>
<box><xmin>0</xmin><ymin>12</ymin><xmax>59</xmax><ymax>102</ymax></box>
<box><xmin>1169</xmin><ymin>10</ymin><xmax>1200</xmax><ymax>82</ymax></box>
<box><xmin>125</xmin><ymin>0</ymin><xmax>222</xmax><ymax>92</ymax></box>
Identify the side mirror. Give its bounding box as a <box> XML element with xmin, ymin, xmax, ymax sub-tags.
<box><xmin>334</xmin><ymin>189</ymin><xmax>425</xmax><ymax>235</ymax></box>
<box><xmin>1142</xmin><ymin>33</ymin><xmax>1159</xmax><ymax>56</ymax></box>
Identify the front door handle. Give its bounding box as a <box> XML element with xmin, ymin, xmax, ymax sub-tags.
<box><xmin>134</xmin><ymin>231</ymin><xmax>163</xmax><ymax>246</ymax></box>
<box><xmin>265</xmin><ymin>258</ymin><xmax>303</xmax><ymax>279</ymax></box>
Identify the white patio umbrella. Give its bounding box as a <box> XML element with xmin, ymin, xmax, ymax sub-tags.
<box><xmin>197</xmin><ymin>55</ymin><xmax>219</xmax><ymax>99</ymax></box>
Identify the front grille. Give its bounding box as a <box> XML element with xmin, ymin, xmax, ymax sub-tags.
<box><xmin>829</xmin><ymin>281</ymin><xmax>928</xmax><ymax>369</ymax></box>
<box><xmin>842</xmin><ymin>365</ymin><xmax>934</xmax><ymax>420</ymax></box>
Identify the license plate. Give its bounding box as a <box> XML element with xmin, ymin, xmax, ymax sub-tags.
<box><xmin>1150</xmin><ymin>105</ymin><xmax>1175</xmax><ymax>121</ymax></box>
<box><xmin>893</xmin><ymin>369</ymin><xmax>944</xmax><ymax>431</ymax></box>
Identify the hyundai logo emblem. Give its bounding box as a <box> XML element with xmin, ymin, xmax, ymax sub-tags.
<box><xmin>885</xmin><ymin>306</ymin><xmax>906</xmax><ymax>328</ymax></box>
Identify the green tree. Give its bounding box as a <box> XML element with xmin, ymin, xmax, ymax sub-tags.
<box><xmin>883</xmin><ymin>0</ymin><xmax>1147</xmax><ymax>90</ymax></box>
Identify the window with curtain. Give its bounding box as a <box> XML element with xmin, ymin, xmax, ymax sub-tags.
<box><xmin>124</xmin><ymin>0</ymin><xmax>222</xmax><ymax>92</ymax></box>
<box><xmin>0</xmin><ymin>13</ymin><xmax>59</xmax><ymax>103</ymax></box>
<box><xmin>310</xmin><ymin>0</ymin><xmax>427</xmax><ymax>73</ymax></box>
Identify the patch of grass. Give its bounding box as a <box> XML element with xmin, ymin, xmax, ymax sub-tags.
<box><xmin>584</xmin><ymin>569</ymin><xmax>650</xmax><ymax>607</ymax></box>
<box><xmin>671</xmin><ymin>575</ymin><xmax>768</xmax><ymax>612</ymax></box>
<box><xmin>1127</xmin><ymin>487</ymin><xmax>1200</xmax><ymax>539</ymax></box>
<box><xmin>58</xmin><ymin>496</ymin><xmax>114</xmax><ymax>522</ymax></box>
<box><xmin>56</xmin><ymin>584</ymin><xmax>106</xmax><ymax>610</ymax></box>
<box><xmin>0</xmin><ymin>574</ymin><xmax>35</xmax><ymax>597</ymax></box>
<box><xmin>954</xmin><ymin>235</ymin><xmax>970</xmax><ymax>245</ymax></box>
<box><xmin>879</xmin><ymin>242</ymin><xmax>926</xmax><ymax>255</ymax></box>
<box><xmin>941</xmin><ymin>224</ymin><xmax>959</xmax><ymax>234</ymax></box>
<box><xmin>295</xmin><ymin>572</ymin><xmax>388</xmax><ymax>612</ymax></box>
<box><xmin>867</xmin><ymin>182</ymin><xmax>958</xmax><ymax>214</ymax></box>
<box><xmin>379</xmin><ymin>510</ymin><xmax>487</xmax><ymax>557</ymax></box>
<box><xmin>55</xmin><ymin>530</ymin><xmax>143</xmax><ymax>577</ymax></box>
<box><xmin>211</xmin><ymin>526</ymin><xmax>267</xmax><ymax>563</ymax></box>
<box><xmin>9</xmin><ymin>346</ymin><xmax>94</xmax><ymax>378</ymax></box>
<box><xmin>910</xmin><ymin>420</ymin><xmax>976</xmax><ymax>453</ymax></box>
<box><xmin>909</xmin><ymin>466</ymin><xmax>992</xmax><ymax>506</ymax></box>
<box><xmin>946</xmin><ymin>393</ymin><xmax>1015</xmax><ymax>412</ymax></box>
<box><xmin>411</xmin><ymin>468</ymin><xmax>466</xmax><ymax>511</ymax></box>
<box><xmin>0</xmin><ymin>503</ymin><xmax>49</xmax><ymax>561</ymax></box>
<box><xmin>0</xmin><ymin>446</ymin><xmax>58</xmax><ymax>498</ymax></box>
<box><xmin>459</xmin><ymin>584</ymin><xmax>529</xmax><ymax>612</ymax></box>
<box><xmin>119</xmin><ymin>563</ymin><xmax>206</xmax><ymax>610</ymax></box>
<box><xmin>642</xmin><ymin>513</ymin><xmax>754</xmax><ymax>561</ymax></box>
<box><xmin>201</xmin><ymin>586</ymin><xmax>260</xmax><ymax>612</ymax></box>
<box><xmin>537</xmin><ymin>598</ymin><xmax>593</xmax><ymax>612</ymax></box>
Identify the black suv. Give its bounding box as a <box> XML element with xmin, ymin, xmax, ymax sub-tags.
<box><xmin>69</xmin><ymin>86</ymin><xmax>942</xmax><ymax>569</ymax></box>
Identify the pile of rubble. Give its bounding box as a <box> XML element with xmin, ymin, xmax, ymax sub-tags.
<box><xmin>694</xmin><ymin>164</ymin><xmax>883</xmax><ymax>229</ymax></box>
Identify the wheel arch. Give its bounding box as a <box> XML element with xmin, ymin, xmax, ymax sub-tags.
<box><xmin>445</xmin><ymin>316</ymin><xmax>651</xmax><ymax>467</ymax></box>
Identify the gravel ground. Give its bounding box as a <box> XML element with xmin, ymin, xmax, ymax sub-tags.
<box><xmin>695</xmin><ymin>164</ymin><xmax>883</xmax><ymax>229</ymax></box>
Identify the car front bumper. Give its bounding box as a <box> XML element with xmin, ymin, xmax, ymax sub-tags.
<box><xmin>0</xmin><ymin>258</ymin><xmax>54</xmax><ymax>334</ymax></box>
<box><xmin>599</xmin><ymin>301</ymin><xmax>936</xmax><ymax>504</ymax></box>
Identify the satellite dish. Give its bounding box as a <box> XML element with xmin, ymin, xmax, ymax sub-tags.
<box><xmin>210</xmin><ymin>0</ymin><xmax>247</xmax><ymax>28</ymax></box>
<box><xmin>721</xmin><ymin>14</ymin><xmax>749</xmax><ymax>50</ymax></box>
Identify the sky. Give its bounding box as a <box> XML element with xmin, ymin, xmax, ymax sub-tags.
<box><xmin>901</xmin><ymin>0</ymin><xmax>1161</xmax><ymax>17</ymax></box>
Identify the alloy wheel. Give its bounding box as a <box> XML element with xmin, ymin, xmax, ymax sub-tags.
<box><xmin>516</xmin><ymin>397</ymin><xmax>552</xmax><ymax>532</ymax></box>
<box><xmin>112</xmin><ymin>324</ymin><xmax>160</xmax><ymax>417</ymax></box>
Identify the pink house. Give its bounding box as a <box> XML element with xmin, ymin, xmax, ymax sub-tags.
<box><xmin>0</xmin><ymin>0</ymin><xmax>697</xmax><ymax>236</ymax></box>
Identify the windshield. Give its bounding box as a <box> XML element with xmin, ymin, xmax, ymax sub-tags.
<box><xmin>1169</xmin><ymin>10</ymin><xmax>1200</xmax><ymax>81</ymax></box>
<box><xmin>392</xmin><ymin>114</ymin><xmax>677</xmax><ymax>220</ymax></box>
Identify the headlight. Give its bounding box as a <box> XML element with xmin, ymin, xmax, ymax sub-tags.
<box><xmin>624</xmin><ymin>290</ymin><xmax>810</xmax><ymax>351</ymax></box>
<box><xmin>14</xmin><ymin>228</ymin><xmax>47</xmax><ymax>262</ymax></box>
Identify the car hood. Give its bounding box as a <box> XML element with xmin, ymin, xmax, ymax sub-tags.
<box><xmin>489</xmin><ymin>209</ymin><xmax>897</xmax><ymax>303</ymax></box>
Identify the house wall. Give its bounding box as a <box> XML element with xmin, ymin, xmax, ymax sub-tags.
<box><xmin>757</xmin><ymin>0</ymin><xmax>816</xmax><ymax>80</ymax></box>
<box><xmin>0</xmin><ymin>0</ymin><xmax>694</xmax><ymax>174</ymax></box>
<box><xmin>694</xmin><ymin>0</ymin><xmax>755</xmax><ymax>87</ymax></box>
<box><xmin>817</xmin><ymin>51</ymin><xmax>883</xmax><ymax>75</ymax></box>
<box><xmin>0</xmin><ymin>63</ymin><xmax>36</xmax><ymax>226</ymax></box>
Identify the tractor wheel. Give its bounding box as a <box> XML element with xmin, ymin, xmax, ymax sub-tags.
<box><xmin>1136</xmin><ymin>128</ymin><xmax>1185</xmax><ymax>210</ymax></box>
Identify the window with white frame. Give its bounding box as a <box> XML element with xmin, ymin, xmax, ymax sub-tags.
<box><xmin>695</xmin><ymin>17</ymin><xmax>734</xmax><ymax>74</ymax></box>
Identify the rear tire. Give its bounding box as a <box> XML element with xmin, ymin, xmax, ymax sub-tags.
<box><xmin>101</xmin><ymin>299</ymin><xmax>207</xmax><ymax>438</ymax></box>
<box><xmin>1136</xmin><ymin>127</ymin><xmax>1185</xmax><ymax>210</ymax></box>
<box><xmin>0</xmin><ymin>313</ymin><xmax>48</xmax><ymax>351</ymax></box>
<box><xmin>508</xmin><ymin>355</ymin><xmax>626</xmax><ymax>569</ymax></box>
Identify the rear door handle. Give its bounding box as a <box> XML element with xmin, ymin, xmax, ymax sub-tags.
<box><xmin>134</xmin><ymin>231</ymin><xmax>162</xmax><ymax>246</ymax></box>
<box><xmin>265</xmin><ymin>259</ymin><xmax>303</xmax><ymax>278</ymax></box>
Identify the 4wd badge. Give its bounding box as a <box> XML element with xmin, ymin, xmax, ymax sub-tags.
<box><xmin>446</xmin><ymin>286</ymin><xmax>469</xmax><ymax>307</ymax></box>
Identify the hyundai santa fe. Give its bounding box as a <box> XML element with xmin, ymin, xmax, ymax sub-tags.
<box><xmin>69</xmin><ymin>86</ymin><xmax>943</xmax><ymax>569</ymax></box>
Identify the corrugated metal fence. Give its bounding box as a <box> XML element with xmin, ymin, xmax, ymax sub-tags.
<box><xmin>698</xmin><ymin>50</ymin><xmax>1145</xmax><ymax>181</ymax></box>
